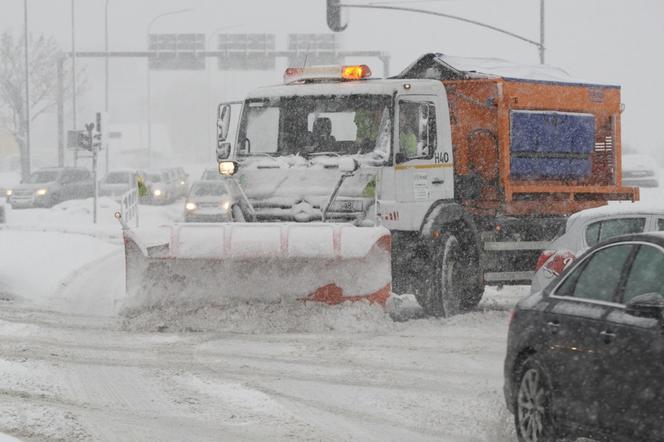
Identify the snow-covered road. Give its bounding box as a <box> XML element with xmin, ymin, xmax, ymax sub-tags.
<box><xmin>0</xmin><ymin>290</ymin><xmax>519</xmax><ymax>442</ymax></box>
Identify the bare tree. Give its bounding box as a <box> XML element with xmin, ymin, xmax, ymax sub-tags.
<box><xmin>0</xmin><ymin>32</ymin><xmax>84</xmax><ymax>179</ymax></box>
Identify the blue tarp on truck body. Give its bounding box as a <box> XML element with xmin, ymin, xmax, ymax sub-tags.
<box><xmin>510</xmin><ymin>110</ymin><xmax>595</xmax><ymax>179</ymax></box>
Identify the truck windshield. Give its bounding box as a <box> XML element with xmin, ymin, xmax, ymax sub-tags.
<box><xmin>237</xmin><ymin>94</ymin><xmax>392</xmax><ymax>158</ymax></box>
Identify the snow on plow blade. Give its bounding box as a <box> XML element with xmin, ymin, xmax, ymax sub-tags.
<box><xmin>123</xmin><ymin>223</ymin><xmax>391</xmax><ymax>309</ymax></box>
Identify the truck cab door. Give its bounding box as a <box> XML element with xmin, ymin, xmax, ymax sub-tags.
<box><xmin>388</xmin><ymin>95</ymin><xmax>453</xmax><ymax>230</ymax></box>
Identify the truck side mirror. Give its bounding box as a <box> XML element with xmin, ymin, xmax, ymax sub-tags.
<box><xmin>217</xmin><ymin>104</ymin><xmax>231</xmax><ymax>143</ymax></box>
<box><xmin>217</xmin><ymin>141</ymin><xmax>231</xmax><ymax>160</ymax></box>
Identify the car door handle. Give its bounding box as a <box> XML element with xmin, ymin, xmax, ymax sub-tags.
<box><xmin>431</xmin><ymin>179</ymin><xmax>445</xmax><ymax>185</ymax></box>
<box><xmin>600</xmin><ymin>330</ymin><xmax>616</xmax><ymax>343</ymax></box>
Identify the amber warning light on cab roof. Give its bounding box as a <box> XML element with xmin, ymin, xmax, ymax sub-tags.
<box><xmin>283</xmin><ymin>64</ymin><xmax>372</xmax><ymax>83</ymax></box>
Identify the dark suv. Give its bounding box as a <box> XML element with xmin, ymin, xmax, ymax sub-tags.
<box><xmin>8</xmin><ymin>167</ymin><xmax>94</xmax><ymax>208</ymax></box>
<box><xmin>505</xmin><ymin>232</ymin><xmax>664</xmax><ymax>441</ymax></box>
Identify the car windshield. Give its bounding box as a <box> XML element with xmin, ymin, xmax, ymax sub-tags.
<box><xmin>27</xmin><ymin>170</ymin><xmax>59</xmax><ymax>183</ymax></box>
<box><xmin>237</xmin><ymin>94</ymin><xmax>392</xmax><ymax>158</ymax></box>
<box><xmin>104</xmin><ymin>172</ymin><xmax>131</xmax><ymax>184</ymax></box>
<box><xmin>200</xmin><ymin>169</ymin><xmax>222</xmax><ymax>180</ymax></box>
<box><xmin>191</xmin><ymin>182</ymin><xmax>228</xmax><ymax>197</ymax></box>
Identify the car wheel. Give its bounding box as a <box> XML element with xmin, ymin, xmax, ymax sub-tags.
<box><xmin>415</xmin><ymin>233</ymin><xmax>462</xmax><ymax>317</ymax></box>
<box><xmin>515</xmin><ymin>357</ymin><xmax>556</xmax><ymax>442</ymax></box>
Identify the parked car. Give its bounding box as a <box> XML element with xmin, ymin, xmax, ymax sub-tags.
<box><xmin>142</xmin><ymin>170</ymin><xmax>177</xmax><ymax>204</ymax></box>
<box><xmin>531</xmin><ymin>202</ymin><xmax>664</xmax><ymax>294</ymax></box>
<box><xmin>622</xmin><ymin>153</ymin><xmax>660</xmax><ymax>187</ymax></box>
<box><xmin>7</xmin><ymin>167</ymin><xmax>93</xmax><ymax>208</ymax></box>
<box><xmin>99</xmin><ymin>169</ymin><xmax>144</xmax><ymax>201</ymax></box>
<box><xmin>184</xmin><ymin>180</ymin><xmax>240</xmax><ymax>222</ymax></box>
<box><xmin>505</xmin><ymin>232</ymin><xmax>664</xmax><ymax>441</ymax></box>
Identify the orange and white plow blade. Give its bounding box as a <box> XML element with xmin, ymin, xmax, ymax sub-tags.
<box><xmin>123</xmin><ymin>223</ymin><xmax>391</xmax><ymax>309</ymax></box>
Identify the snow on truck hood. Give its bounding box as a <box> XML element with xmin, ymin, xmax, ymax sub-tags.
<box><xmin>235</xmin><ymin>155</ymin><xmax>378</xmax><ymax>219</ymax></box>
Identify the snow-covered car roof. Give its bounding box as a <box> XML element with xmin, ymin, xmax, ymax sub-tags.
<box><xmin>566</xmin><ymin>202</ymin><xmax>664</xmax><ymax>229</ymax></box>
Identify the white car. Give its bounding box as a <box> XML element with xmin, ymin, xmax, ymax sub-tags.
<box><xmin>622</xmin><ymin>153</ymin><xmax>660</xmax><ymax>187</ymax></box>
<box><xmin>99</xmin><ymin>169</ymin><xmax>144</xmax><ymax>200</ymax></box>
<box><xmin>531</xmin><ymin>202</ymin><xmax>664</xmax><ymax>293</ymax></box>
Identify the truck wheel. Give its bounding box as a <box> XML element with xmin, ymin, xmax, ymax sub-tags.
<box><xmin>459</xmin><ymin>284</ymin><xmax>484</xmax><ymax>311</ymax></box>
<box><xmin>416</xmin><ymin>233</ymin><xmax>462</xmax><ymax>317</ymax></box>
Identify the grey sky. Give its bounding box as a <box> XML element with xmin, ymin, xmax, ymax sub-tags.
<box><xmin>1</xmin><ymin>0</ymin><xmax>662</xmax><ymax>159</ymax></box>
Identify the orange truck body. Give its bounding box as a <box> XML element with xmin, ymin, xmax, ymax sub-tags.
<box><xmin>443</xmin><ymin>77</ymin><xmax>639</xmax><ymax>218</ymax></box>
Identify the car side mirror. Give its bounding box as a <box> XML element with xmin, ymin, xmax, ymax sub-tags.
<box><xmin>625</xmin><ymin>293</ymin><xmax>664</xmax><ymax>320</ymax></box>
<box><xmin>395</xmin><ymin>152</ymin><xmax>407</xmax><ymax>164</ymax></box>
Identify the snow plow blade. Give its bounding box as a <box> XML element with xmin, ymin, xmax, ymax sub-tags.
<box><xmin>122</xmin><ymin>223</ymin><xmax>391</xmax><ymax>309</ymax></box>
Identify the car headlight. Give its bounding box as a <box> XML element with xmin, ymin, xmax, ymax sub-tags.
<box><xmin>220</xmin><ymin>199</ymin><xmax>231</xmax><ymax>211</ymax></box>
<box><xmin>5</xmin><ymin>189</ymin><xmax>11</xmax><ymax>196</ymax></box>
<box><xmin>36</xmin><ymin>188</ymin><xmax>48</xmax><ymax>196</ymax></box>
<box><xmin>180</xmin><ymin>180</ymin><xmax>185</xmax><ymax>185</ymax></box>
<box><xmin>185</xmin><ymin>202</ymin><xmax>197</xmax><ymax>211</ymax></box>
<box><xmin>153</xmin><ymin>189</ymin><xmax>162</xmax><ymax>197</ymax></box>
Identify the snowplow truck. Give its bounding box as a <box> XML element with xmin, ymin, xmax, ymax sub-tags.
<box><xmin>217</xmin><ymin>53</ymin><xmax>638</xmax><ymax>315</ymax></box>
<box><xmin>124</xmin><ymin>53</ymin><xmax>638</xmax><ymax>316</ymax></box>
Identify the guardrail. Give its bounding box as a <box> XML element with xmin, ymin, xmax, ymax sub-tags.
<box><xmin>119</xmin><ymin>187</ymin><xmax>139</xmax><ymax>227</ymax></box>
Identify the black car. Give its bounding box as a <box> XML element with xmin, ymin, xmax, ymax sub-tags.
<box><xmin>504</xmin><ymin>232</ymin><xmax>664</xmax><ymax>442</ymax></box>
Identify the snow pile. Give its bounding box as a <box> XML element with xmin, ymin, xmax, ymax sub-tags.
<box><xmin>121</xmin><ymin>299</ymin><xmax>396</xmax><ymax>334</ymax></box>
<box><xmin>6</xmin><ymin>197</ymin><xmax>183</xmax><ymax>234</ymax></box>
<box><xmin>0</xmin><ymin>230</ymin><xmax>119</xmax><ymax>308</ymax></box>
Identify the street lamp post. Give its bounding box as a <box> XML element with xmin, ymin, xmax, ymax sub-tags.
<box><xmin>104</xmin><ymin>0</ymin><xmax>110</xmax><ymax>174</ymax></box>
<box><xmin>23</xmin><ymin>0</ymin><xmax>31</xmax><ymax>179</ymax></box>
<box><xmin>146</xmin><ymin>8</ymin><xmax>193</xmax><ymax>166</ymax></box>
<box><xmin>72</xmin><ymin>0</ymin><xmax>77</xmax><ymax>166</ymax></box>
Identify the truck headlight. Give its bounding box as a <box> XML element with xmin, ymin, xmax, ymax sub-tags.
<box><xmin>36</xmin><ymin>188</ymin><xmax>48</xmax><ymax>196</ymax></box>
<box><xmin>5</xmin><ymin>189</ymin><xmax>11</xmax><ymax>197</ymax></box>
<box><xmin>185</xmin><ymin>202</ymin><xmax>197</xmax><ymax>211</ymax></box>
<box><xmin>153</xmin><ymin>189</ymin><xmax>162</xmax><ymax>197</ymax></box>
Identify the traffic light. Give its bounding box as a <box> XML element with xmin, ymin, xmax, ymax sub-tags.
<box><xmin>326</xmin><ymin>0</ymin><xmax>348</xmax><ymax>32</ymax></box>
<box><xmin>77</xmin><ymin>131</ymin><xmax>91</xmax><ymax>150</ymax></box>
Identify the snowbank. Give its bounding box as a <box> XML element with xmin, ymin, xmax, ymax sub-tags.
<box><xmin>0</xmin><ymin>230</ymin><xmax>119</xmax><ymax>308</ymax></box>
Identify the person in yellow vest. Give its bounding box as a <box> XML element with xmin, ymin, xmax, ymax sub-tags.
<box><xmin>399</xmin><ymin>110</ymin><xmax>418</xmax><ymax>158</ymax></box>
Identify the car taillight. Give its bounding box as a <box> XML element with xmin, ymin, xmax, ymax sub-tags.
<box><xmin>509</xmin><ymin>308</ymin><xmax>517</xmax><ymax>324</ymax></box>
<box><xmin>535</xmin><ymin>250</ymin><xmax>555</xmax><ymax>271</ymax></box>
<box><xmin>542</xmin><ymin>250</ymin><xmax>576</xmax><ymax>277</ymax></box>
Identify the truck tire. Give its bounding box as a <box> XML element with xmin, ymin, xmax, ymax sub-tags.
<box><xmin>415</xmin><ymin>233</ymin><xmax>463</xmax><ymax>317</ymax></box>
